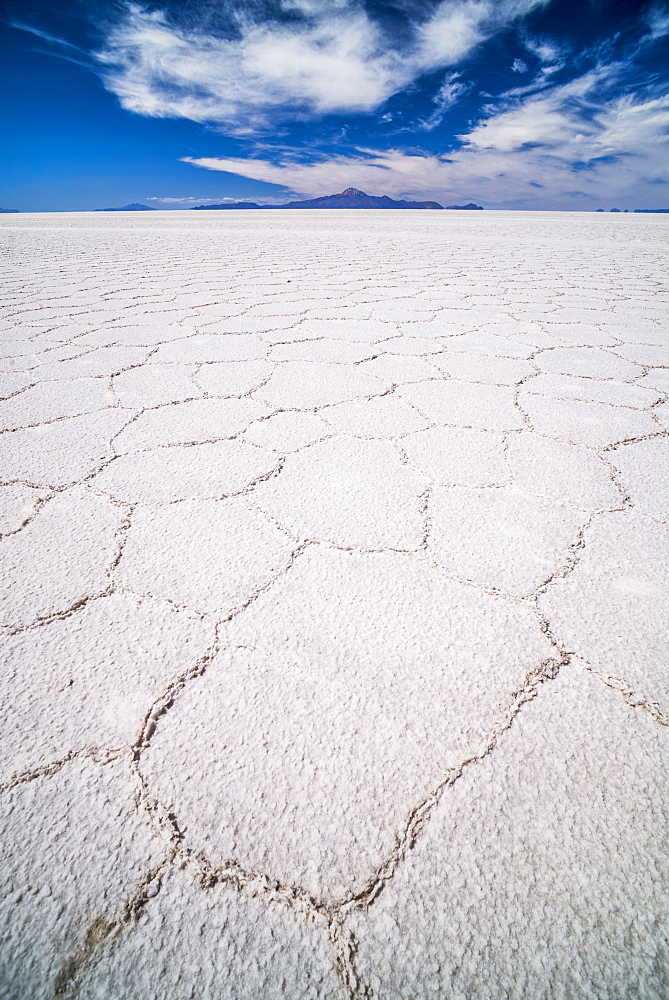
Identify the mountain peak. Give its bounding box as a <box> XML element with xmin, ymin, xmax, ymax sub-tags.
<box><xmin>96</xmin><ymin>203</ymin><xmax>155</xmax><ymax>212</ymax></box>
<box><xmin>342</xmin><ymin>188</ymin><xmax>367</xmax><ymax>196</ymax></box>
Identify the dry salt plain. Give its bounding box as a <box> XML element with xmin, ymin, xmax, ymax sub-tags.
<box><xmin>0</xmin><ymin>208</ymin><xmax>668</xmax><ymax>1000</ymax></box>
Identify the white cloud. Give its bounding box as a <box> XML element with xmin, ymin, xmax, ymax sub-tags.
<box><xmin>512</xmin><ymin>57</ymin><xmax>528</xmax><ymax>73</ymax></box>
<box><xmin>183</xmin><ymin>66</ymin><xmax>669</xmax><ymax>209</ymax></box>
<box><xmin>146</xmin><ymin>196</ymin><xmax>223</xmax><ymax>202</ymax></box>
<box><xmin>418</xmin><ymin>73</ymin><xmax>472</xmax><ymax>130</ymax></box>
<box><xmin>94</xmin><ymin>0</ymin><xmax>548</xmax><ymax>129</ymax></box>
<box><xmin>645</xmin><ymin>4</ymin><xmax>669</xmax><ymax>40</ymax></box>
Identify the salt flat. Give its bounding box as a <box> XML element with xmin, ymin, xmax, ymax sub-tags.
<box><xmin>0</xmin><ymin>210</ymin><xmax>668</xmax><ymax>999</ymax></box>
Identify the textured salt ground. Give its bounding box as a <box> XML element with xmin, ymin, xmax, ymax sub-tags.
<box><xmin>0</xmin><ymin>210</ymin><xmax>668</xmax><ymax>1000</ymax></box>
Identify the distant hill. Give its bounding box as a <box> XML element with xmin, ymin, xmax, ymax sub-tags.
<box><xmin>0</xmin><ymin>208</ymin><xmax>20</xmax><ymax>213</ymax></box>
<box><xmin>275</xmin><ymin>188</ymin><xmax>444</xmax><ymax>209</ymax></box>
<box><xmin>191</xmin><ymin>188</ymin><xmax>484</xmax><ymax>210</ymax></box>
<box><xmin>634</xmin><ymin>208</ymin><xmax>669</xmax><ymax>213</ymax></box>
<box><xmin>192</xmin><ymin>201</ymin><xmax>262</xmax><ymax>210</ymax></box>
<box><xmin>96</xmin><ymin>203</ymin><xmax>155</xmax><ymax>212</ymax></box>
<box><xmin>444</xmin><ymin>203</ymin><xmax>483</xmax><ymax>210</ymax></box>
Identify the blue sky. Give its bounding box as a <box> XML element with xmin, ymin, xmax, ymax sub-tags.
<box><xmin>2</xmin><ymin>0</ymin><xmax>669</xmax><ymax>210</ymax></box>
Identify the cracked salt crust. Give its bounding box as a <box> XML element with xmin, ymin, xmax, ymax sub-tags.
<box><xmin>1</xmin><ymin>593</ymin><xmax>212</xmax><ymax>776</ymax></box>
<box><xmin>116</xmin><ymin>497</ymin><xmax>296</xmax><ymax>616</ymax></box>
<box><xmin>518</xmin><ymin>392</ymin><xmax>659</xmax><ymax>447</ymax></box>
<box><xmin>0</xmin><ymin>757</ymin><xmax>163</xmax><ymax>1000</ymax></box>
<box><xmin>93</xmin><ymin>438</ymin><xmax>278</xmax><ymax>503</ymax></box>
<box><xmin>250</xmin><ymin>437</ymin><xmax>429</xmax><ymax>549</ymax></box>
<box><xmin>347</xmin><ymin>666</ymin><xmax>669</xmax><ymax>1000</ymax></box>
<box><xmin>540</xmin><ymin>512</ymin><xmax>669</xmax><ymax>719</ymax></box>
<box><xmin>0</xmin><ymin>409</ymin><xmax>131</xmax><ymax>486</ymax></box>
<box><xmin>158</xmin><ymin>551</ymin><xmax>553</xmax><ymax>903</ymax></box>
<box><xmin>1</xmin><ymin>487</ymin><xmax>122</xmax><ymax>627</ymax></box>
<box><xmin>398</xmin><ymin>379</ymin><xmax>524</xmax><ymax>430</ymax></box>
<box><xmin>0</xmin><ymin>210</ymin><xmax>668</xmax><ymax>998</ymax></box>
<box><xmin>75</xmin><ymin>869</ymin><xmax>344</xmax><ymax>1000</ymax></box>
<box><xmin>427</xmin><ymin>485</ymin><xmax>587</xmax><ymax>595</ymax></box>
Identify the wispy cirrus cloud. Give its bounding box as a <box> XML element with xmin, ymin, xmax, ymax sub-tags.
<box><xmin>92</xmin><ymin>0</ymin><xmax>548</xmax><ymax>131</ymax></box>
<box><xmin>183</xmin><ymin>57</ymin><xmax>669</xmax><ymax>207</ymax></box>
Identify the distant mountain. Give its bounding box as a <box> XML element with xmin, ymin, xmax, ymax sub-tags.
<box><xmin>0</xmin><ymin>208</ymin><xmax>20</xmax><ymax>213</ymax></box>
<box><xmin>96</xmin><ymin>203</ymin><xmax>155</xmax><ymax>212</ymax></box>
<box><xmin>634</xmin><ymin>208</ymin><xmax>669</xmax><ymax>213</ymax></box>
<box><xmin>192</xmin><ymin>201</ymin><xmax>262</xmax><ymax>210</ymax></box>
<box><xmin>273</xmin><ymin>188</ymin><xmax>444</xmax><ymax>209</ymax></box>
<box><xmin>444</xmin><ymin>202</ymin><xmax>483</xmax><ymax>210</ymax></box>
<box><xmin>191</xmin><ymin>188</ymin><xmax>484</xmax><ymax>210</ymax></box>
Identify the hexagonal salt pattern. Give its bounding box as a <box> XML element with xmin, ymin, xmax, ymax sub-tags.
<box><xmin>146</xmin><ymin>548</ymin><xmax>553</xmax><ymax>904</ymax></box>
<box><xmin>347</xmin><ymin>666</ymin><xmax>669</xmax><ymax>1000</ymax></box>
<box><xmin>1</xmin><ymin>593</ymin><xmax>213</xmax><ymax>777</ymax></box>
<box><xmin>75</xmin><ymin>870</ymin><xmax>344</xmax><ymax>1000</ymax></box>
<box><xmin>1</xmin><ymin>209</ymin><xmax>668</xmax><ymax>998</ymax></box>
<box><xmin>539</xmin><ymin>511</ymin><xmax>669</xmax><ymax>719</ymax></box>
<box><xmin>0</xmin><ymin>757</ymin><xmax>163</xmax><ymax>1000</ymax></box>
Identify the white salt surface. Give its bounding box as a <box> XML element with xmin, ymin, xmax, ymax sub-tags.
<box><xmin>0</xmin><ymin>210</ymin><xmax>668</xmax><ymax>998</ymax></box>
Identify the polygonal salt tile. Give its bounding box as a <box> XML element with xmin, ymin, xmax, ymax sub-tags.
<box><xmin>76</xmin><ymin>870</ymin><xmax>343</xmax><ymax>1000</ymax></box>
<box><xmin>380</xmin><ymin>336</ymin><xmax>444</xmax><ymax>356</ymax></box>
<box><xmin>288</xmin><ymin>319</ymin><xmax>394</xmax><ymax>343</ymax></box>
<box><xmin>428</xmin><ymin>486</ymin><xmax>586</xmax><ymax>595</ymax></box>
<box><xmin>116</xmin><ymin>498</ymin><xmax>295</xmax><ymax>616</ymax></box>
<box><xmin>1</xmin><ymin>594</ymin><xmax>212</xmax><ymax>776</ymax></box>
<box><xmin>144</xmin><ymin>550</ymin><xmax>554</xmax><ymax>903</ymax></box>
<box><xmin>113</xmin><ymin>364</ymin><xmax>201</xmax><ymax>408</ymax></box>
<box><xmin>321</xmin><ymin>395</ymin><xmax>430</xmax><ymax>439</ymax></box>
<box><xmin>609</xmin><ymin>436</ymin><xmax>669</xmax><ymax>518</ymax></box>
<box><xmin>113</xmin><ymin>398</ymin><xmax>267</xmax><ymax>452</ymax></box>
<box><xmin>506</xmin><ymin>432</ymin><xmax>620</xmax><ymax>509</ymax></box>
<box><xmin>0</xmin><ymin>409</ymin><xmax>130</xmax><ymax>487</ymax></box>
<box><xmin>523</xmin><ymin>373</ymin><xmax>661</xmax><ymax>408</ymax></box>
<box><xmin>302</xmin><ymin>305</ymin><xmax>372</xmax><ymax>322</ymax></box>
<box><xmin>194</xmin><ymin>359</ymin><xmax>274</xmax><ymax>396</ymax></box>
<box><xmin>637</xmin><ymin>367</ymin><xmax>669</xmax><ymax>395</ymax></box>
<box><xmin>399</xmin><ymin>318</ymin><xmax>475</xmax><ymax>339</ymax></box>
<box><xmin>75</xmin><ymin>324</ymin><xmax>196</xmax><ymax>347</ymax></box>
<box><xmin>519</xmin><ymin>394</ymin><xmax>659</xmax><ymax>448</ymax></box>
<box><xmin>255</xmin><ymin>362</ymin><xmax>387</xmax><ymax>409</ymax></box>
<box><xmin>244</xmin><ymin>300</ymin><xmax>306</xmax><ymax>317</ymax></box>
<box><xmin>152</xmin><ymin>334</ymin><xmax>266</xmax><ymax>363</ymax></box>
<box><xmin>614</xmin><ymin>343</ymin><xmax>669</xmax><ymax>367</ymax></box>
<box><xmin>34</xmin><ymin>345</ymin><xmax>150</xmax><ymax>380</ymax></box>
<box><xmin>541</xmin><ymin>322</ymin><xmax>618</xmax><ymax>347</ymax></box>
<box><xmin>605</xmin><ymin>317</ymin><xmax>667</xmax><ymax>345</ymax></box>
<box><xmin>654</xmin><ymin>400</ymin><xmax>669</xmax><ymax>430</ymax></box>
<box><xmin>192</xmin><ymin>315</ymin><xmax>297</xmax><ymax>338</ymax></box>
<box><xmin>0</xmin><ymin>757</ymin><xmax>163</xmax><ymax>1000</ymax></box>
<box><xmin>402</xmin><ymin>426</ymin><xmax>508</xmax><ymax>486</ymax></box>
<box><xmin>0</xmin><ymin>372</ymin><xmax>37</xmax><ymax>399</ymax></box>
<box><xmin>347</xmin><ymin>666</ymin><xmax>669</xmax><ymax>1000</ymax></box>
<box><xmin>0</xmin><ymin>377</ymin><xmax>114</xmax><ymax>431</ymax></box>
<box><xmin>355</xmin><ymin>354</ymin><xmax>440</xmax><ymax>383</ymax></box>
<box><xmin>0</xmin><ymin>486</ymin><xmax>121</xmax><ymax>628</ymax></box>
<box><xmin>430</xmin><ymin>352</ymin><xmax>534</xmax><ymax>385</ymax></box>
<box><xmin>0</xmin><ymin>483</ymin><xmax>49</xmax><ymax>535</ymax></box>
<box><xmin>250</xmin><ymin>437</ymin><xmax>428</xmax><ymax>549</ymax></box>
<box><xmin>442</xmin><ymin>331</ymin><xmax>533</xmax><ymax>358</ymax></box>
<box><xmin>535</xmin><ymin>346</ymin><xmax>640</xmax><ymax>380</ymax></box>
<box><xmin>243</xmin><ymin>411</ymin><xmax>330</xmax><ymax>452</ymax></box>
<box><xmin>373</xmin><ymin>307</ymin><xmax>435</xmax><ymax>323</ymax></box>
<box><xmin>92</xmin><ymin>439</ymin><xmax>277</xmax><ymax>503</ymax></box>
<box><xmin>398</xmin><ymin>380</ymin><xmax>524</xmax><ymax>431</ymax></box>
<box><xmin>539</xmin><ymin>512</ymin><xmax>669</xmax><ymax>716</ymax></box>
<box><xmin>269</xmin><ymin>340</ymin><xmax>374</xmax><ymax>363</ymax></box>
